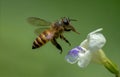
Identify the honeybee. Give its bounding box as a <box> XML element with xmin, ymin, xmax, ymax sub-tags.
<box><xmin>27</xmin><ymin>17</ymin><xmax>79</xmax><ymax>54</ymax></box>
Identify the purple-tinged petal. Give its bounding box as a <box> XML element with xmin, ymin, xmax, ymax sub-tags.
<box><xmin>65</xmin><ymin>46</ymin><xmax>87</xmax><ymax>64</ymax></box>
<box><xmin>65</xmin><ymin>46</ymin><xmax>80</xmax><ymax>64</ymax></box>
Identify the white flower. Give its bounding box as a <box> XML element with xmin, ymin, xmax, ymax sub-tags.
<box><xmin>66</xmin><ymin>28</ymin><xmax>106</xmax><ymax>67</ymax></box>
<box><xmin>80</xmin><ymin>28</ymin><xmax>106</xmax><ymax>52</ymax></box>
<box><xmin>66</xmin><ymin>28</ymin><xmax>119</xmax><ymax>77</ymax></box>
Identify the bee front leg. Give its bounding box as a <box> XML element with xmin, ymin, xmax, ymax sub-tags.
<box><xmin>60</xmin><ymin>35</ymin><xmax>71</xmax><ymax>46</ymax></box>
<box><xmin>51</xmin><ymin>38</ymin><xmax>63</xmax><ymax>54</ymax></box>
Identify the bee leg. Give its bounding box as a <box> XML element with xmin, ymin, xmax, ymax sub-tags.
<box><xmin>64</xmin><ymin>29</ymin><xmax>71</xmax><ymax>31</ymax></box>
<box><xmin>51</xmin><ymin>39</ymin><xmax>63</xmax><ymax>54</ymax></box>
<box><xmin>60</xmin><ymin>35</ymin><xmax>71</xmax><ymax>46</ymax></box>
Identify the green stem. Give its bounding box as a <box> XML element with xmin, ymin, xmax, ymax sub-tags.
<box><xmin>103</xmin><ymin>57</ymin><xmax>119</xmax><ymax>77</ymax></box>
<box><xmin>98</xmin><ymin>49</ymin><xmax>119</xmax><ymax>77</ymax></box>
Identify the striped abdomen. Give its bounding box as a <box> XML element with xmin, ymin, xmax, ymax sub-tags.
<box><xmin>32</xmin><ymin>30</ymin><xmax>53</xmax><ymax>49</ymax></box>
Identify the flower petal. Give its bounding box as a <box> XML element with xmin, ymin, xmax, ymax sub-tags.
<box><xmin>88</xmin><ymin>28</ymin><xmax>103</xmax><ymax>35</ymax></box>
<box><xmin>65</xmin><ymin>46</ymin><xmax>81</xmax><ymax>64</ymax></box>
<box><xmin>80</xmin><ymin>39</ymin><xmax>88</xmax><ymax>48</ymax></box>
<box><xmin>87</xmin><ymin>28</ymin><xmax>106</xmax><ymax>52</ymax></box>
<box><xmin>77</xmin><ymin>48</ymin><xmax>92</xmax><ymax>68</ymax></box>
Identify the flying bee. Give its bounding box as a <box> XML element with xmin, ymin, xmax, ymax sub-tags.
<box><xmin>27</xmin><ymin>17</ymin><xmax>79</xmax><ymax>54</ymax></box>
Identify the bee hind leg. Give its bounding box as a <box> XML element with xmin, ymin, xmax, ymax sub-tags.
<box><xmin>60</xmin><ymin>35</ymin><xmax>71</xmax><ymax>46</ymax></box>
<box><xmin>51</xmin><ymin>39</ymin><xmax>63</xmax><ymax>54</ymax></box>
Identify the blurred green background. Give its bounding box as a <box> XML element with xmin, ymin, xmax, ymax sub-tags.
<box><xmin>0</xmin><ymin>0</ymin><xmax>120</xmax><ymax>77</ymax></box>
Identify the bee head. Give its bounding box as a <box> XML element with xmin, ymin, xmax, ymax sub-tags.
<box><xmin>62</xmin><ymin>17</ymin><xmax>70</xmax><ymax>25</ymax></box>
<box><xmin>61</xmin><ymin>17</ymin><xmax>77</xmax><ymax>25</ymax></box>
<box><xmin>61</xmin><ymin>17</ymin><xmax>80</xmax><ymax>34</ymax></box>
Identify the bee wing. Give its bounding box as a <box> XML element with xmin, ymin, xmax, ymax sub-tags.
<box><xmin>34</xmin><ymin>27</ymin><xmax>49</xmax><ymax>36</ymax></box>
<box><xmin>27</xmin><ymin>17</ymin><xmax>51</xmax><ymax>26</ymax></box>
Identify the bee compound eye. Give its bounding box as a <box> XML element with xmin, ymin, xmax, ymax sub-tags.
<box><xmin>63</xmin><ymin>20</ymin><xmax>69</xmax><ymax>25</ymax></box>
